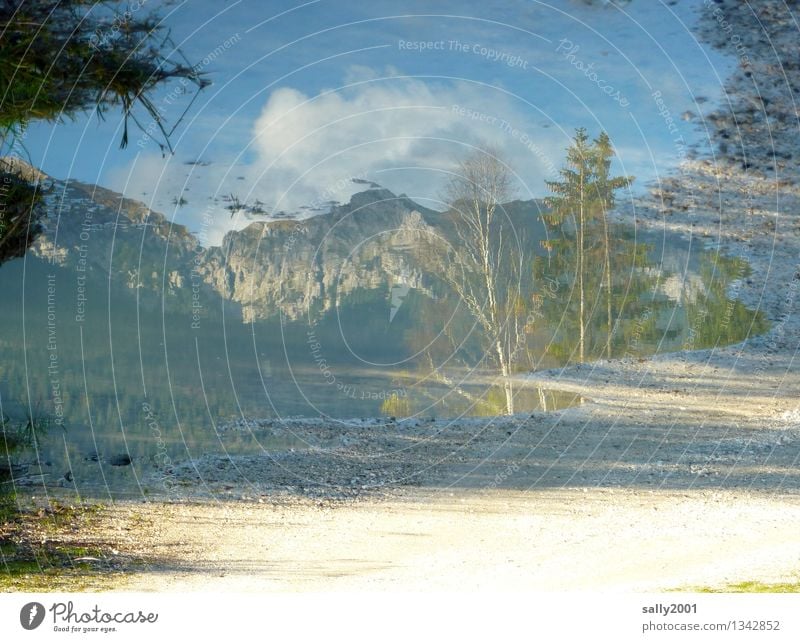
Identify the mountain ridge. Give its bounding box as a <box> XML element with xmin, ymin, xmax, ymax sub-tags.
<box><xmin>7</xmin><ymin>160</ymin><xmax>547</xmax><ymax>322</ymax></box>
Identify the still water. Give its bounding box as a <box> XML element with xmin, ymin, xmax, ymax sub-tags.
<box><xmin>0</xmin><ymin>214</ymin><xmax>766</xmax><ymax>495</ymax></box>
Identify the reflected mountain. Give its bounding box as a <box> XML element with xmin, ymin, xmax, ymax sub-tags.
<box><xmin>0</xmin><ymin>169</ymin><xmax>767</xmax><ymax>493</ymax></box>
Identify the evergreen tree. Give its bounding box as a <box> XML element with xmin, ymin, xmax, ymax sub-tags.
<box><xmin>544</xmin><ymin>129</ymin><xmax>633</xmax><ymax>362</ymax></box>
<box><xmin>544</xmin><ymin>128</ymin><xmax>593</xmax><ymax>362</ymax></box>
<box><xmin>591</xmin><ymin>132</ymin><xmax>634</xmax><ymax>358</ymax></box>
<box><xmin>0</xmin><ymin>0</ymin><xmax>209</xmax><ymax>491</ymax></box>
<box><xmin>0</xmin><ymin>0</ymin><xmax>209</xmax><ymax>264</ymax></box>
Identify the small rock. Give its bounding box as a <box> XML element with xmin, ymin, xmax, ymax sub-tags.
<box><xmin>109</xmin><ymin>454</ymin><xmax>132</xmax><ymax>467</ymax></box>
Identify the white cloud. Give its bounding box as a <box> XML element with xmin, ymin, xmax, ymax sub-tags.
<box><xmin>247</xmin><ymin>72</ymin><xmax>562</xmax><ymax>209</ymax></box>
<box><xmin>107</xmin><ymin>69</ymin><xmax>565</xmax><ymax>245</ymax></box>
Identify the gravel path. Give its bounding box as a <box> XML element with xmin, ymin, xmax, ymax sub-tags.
<box><xmin>106</xmin><ymin>489</ymin><xmax>800</xmax><ymax>592</ymax></box>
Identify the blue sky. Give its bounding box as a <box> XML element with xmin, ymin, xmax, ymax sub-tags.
<box><xmin>20</xmin><ymin>0</ymin><xmax>734</xmax><ymax>244</ymax></box>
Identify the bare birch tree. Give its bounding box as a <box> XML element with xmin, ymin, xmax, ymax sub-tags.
<box><xmin>430</xmin><ymin>147</ymin><xmax>527</xmax><ymax>415</ymax></box>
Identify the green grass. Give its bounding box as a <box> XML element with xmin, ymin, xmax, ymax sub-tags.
<box><xmin>0</xmin><ymin>499</ymin><xmax>135</xmax><ymax>592</ymax></box>
<box><xmin>695</xmin><ymin>579</ymin><xmax>800</xmax><ymax>593</ymax></box>
<box><xmin>0</xmin><ymin>542</ymin><xmax>123</xmax><ymax>592</ymax></box>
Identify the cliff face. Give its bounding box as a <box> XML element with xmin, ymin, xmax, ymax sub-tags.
<box><xmin>15</xmin><ymin>168</ymin><xmax>546</xmax><ymax>323</ymax></box>
<box><xmin>198</xmin><ymin>188</ymin><xmax>442</xmax><ymax>321</ymax></box>
<box><xmin>27</xmin><ymin>169</ymin><xmax>199</xmax><ymax>303</ymax></box>
<box><xmin>13</xmin><ymin>164</ymin><xmax>451</xmax><ymax>322</ymax></box>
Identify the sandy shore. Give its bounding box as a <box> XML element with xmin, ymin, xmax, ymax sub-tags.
<box><xmin>80</xmin><ymin>0</ymin><xmax>800</xmax><ymax>592</ymax></box>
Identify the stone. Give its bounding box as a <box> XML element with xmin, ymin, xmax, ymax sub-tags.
<box><xmin>109</xmin><ymin>454</ymin><xmax>132</xmax><ymax>467</ymax></box>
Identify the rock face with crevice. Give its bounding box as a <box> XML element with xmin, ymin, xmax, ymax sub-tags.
<box><xmin>196</xmin><ymin>189</ymin><xmax>444</xmax><ymax>322</ymax></box>
<box><xmin>12</xmin><ymin>172</ymin><xmax>468</xmax><ymax>321</ymax></box>
<box><xmin>17</xmin><ymin>163</ymin><xmax>201</xmax><ymax>306</ymax></box>
<box><xmin>6</xmin><ymin>157</ymin><xmax>555</xmax><ymax>324</ymax></box>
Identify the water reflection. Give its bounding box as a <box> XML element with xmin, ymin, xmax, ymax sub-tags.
<box><xmin>0</xmin><ymin>197</ymin><xmax>766</xmax><ymax>491</ymax></box>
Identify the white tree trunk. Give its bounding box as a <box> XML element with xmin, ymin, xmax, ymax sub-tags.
<box><xmin>603</xmin><ymin>208</ymin><xmax>612</xmax><ymax>359</ymax></box>
<box><xmin>497</xmin><ymin>341</ymin><xmax>514</xmax><ymax>415</ymax></box>
<box><xmin>578</xmin><ymin>177</ymin><xmax>585</xmax><ymax>363</ymax></box>
<box><xmin>503</xmin><ymin>378</ymin><xmax>514</xmax><ymax>415</ymax></box>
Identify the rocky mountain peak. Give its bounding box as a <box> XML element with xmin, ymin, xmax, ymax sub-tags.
<box><xmin>0</xmin><ymin>155</ymin><xmax>51</xmax><ymax>184</ymax></box>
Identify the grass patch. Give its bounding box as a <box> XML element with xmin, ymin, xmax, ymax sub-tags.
<box><xmin>0</xmin><ymin>499</ymin><xmax>139</xmax><ymax>592</ymax></box>
<box><xmin>696</xmin><ymin>579</ymin><xmax>800</xmax><ymax>593</ymax></box>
